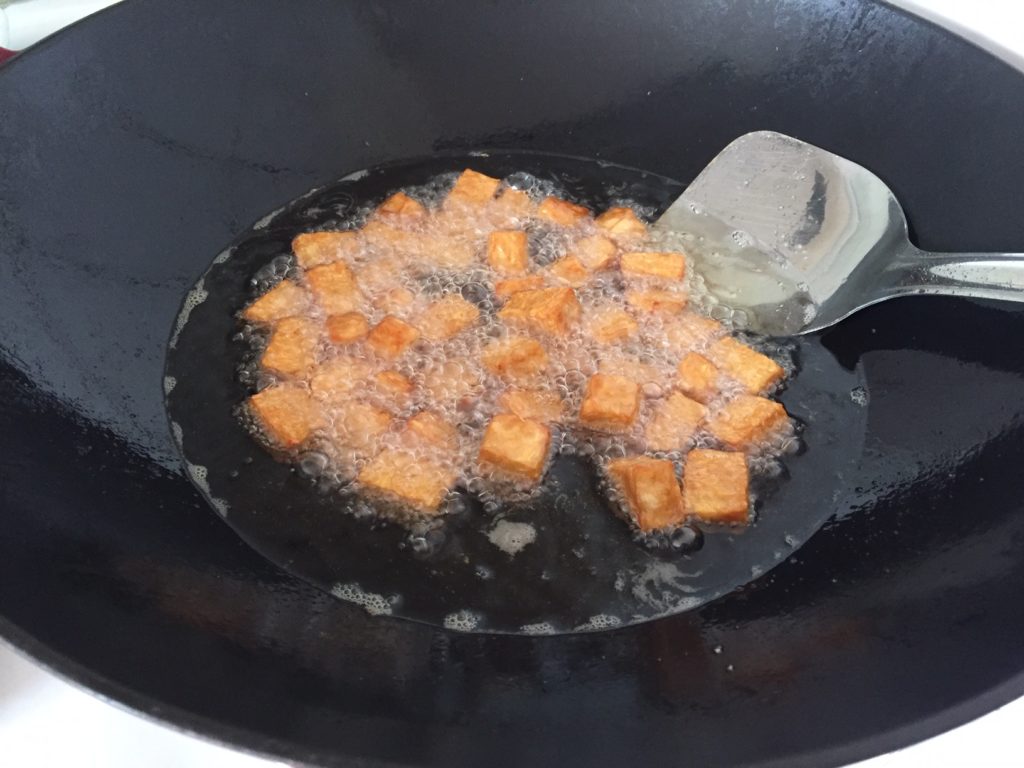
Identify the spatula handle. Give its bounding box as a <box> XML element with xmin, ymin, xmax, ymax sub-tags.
<box><xmin>885</xmin><ymin>246</ymin><xmax>1024</xmax><ymax>304</ymax></box>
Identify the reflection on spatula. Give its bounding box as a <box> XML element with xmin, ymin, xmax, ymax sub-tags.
<box><xmin>655</xmin><ymin>131</ymin><xmax>1024</xmax><ymax>335</ymax></box>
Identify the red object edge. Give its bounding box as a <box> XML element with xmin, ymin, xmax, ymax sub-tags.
<box><xmin>0</xmin><ymin>47</ymin><xmax>18</xmax><ymax>65</ymax></box>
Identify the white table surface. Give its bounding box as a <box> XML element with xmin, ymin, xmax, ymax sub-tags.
<box><xmin>1</xmin><ymin>1</ymin><xmax>1022</xmax><ymax>766</ymax></box>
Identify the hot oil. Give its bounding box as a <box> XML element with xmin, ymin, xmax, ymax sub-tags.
<box><xmin>238</xmin><ymin>171</ymin><xmax>800</xmax><ymax>537</ymax></box>
<box><xmin>167</xmin><ymin>152</ymin><xmax>869</xmax><ymax>634</ymax></box>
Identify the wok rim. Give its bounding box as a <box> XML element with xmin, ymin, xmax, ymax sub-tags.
<box><xmin>4</xmin><ymin>611</ymin><xmax>1023</xmax><ymax>768</ymax></box>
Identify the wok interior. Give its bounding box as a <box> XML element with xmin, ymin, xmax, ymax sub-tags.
<box><xmin>3</xmin><ymin>0</ymin><xmax>1024</xmax><ymax>764</ymax></box>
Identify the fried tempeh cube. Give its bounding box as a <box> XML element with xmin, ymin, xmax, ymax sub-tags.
<box><xmin>333</xmin><ymin>401</ymin><xmax>392</xmax><ymax>454</ymax></box>
<box><xmin>309</xmin><ymin>356</ymin><xmax>374</xmax><ymax>403</ymax></box>
<box><xmin>292</xmin><ymin>231</ymin><xmax>361</xmax><ymax>269</ymax></box>
<box><xmin>586</xmin><ymin>306</ymin><xmax>638</xmax><ymax>345</ymax></box>
<box><xmin>494</xmin><ymin>187</ymin><xmax>534</xmax><ymax>218</ymax></box>
<box><xmin>498</xmin><ymin>389</ymin><xmax>564</xmax><ymax>423</ymax></box>
<box><xmin>366</xmin><ymin>315</ymin><xmax>420</xmax><ymax>359</ymax></box>
<box><xmin>361</xmin><ymin>220</ymin><xmax>421</xmax><ymax>253</ymax></box>
<box><xmin>662</xmin><ymin>312</ymin><xmax>725</xmax><ymax>351</ymax></box>
<box><xmin>645</xmin><ymin>392</ymin><xmax>706</xmax><ymax>451</ymax></box>
<box><xmin>478</xmin><ymin>414</ymin><xmax>551</xmax><ymax>481</ymax></box>
<box><xmin>595</xmin><ymin>207</ymin><xmax>647</xmax><ymax>240</ymax></box>
<box><xmin>707</xmin><ymin>394</ymin><xmax>788</xmax><ymax>449</ymax></box>
<box><xmin>709</xmin><ymin>337</ymin><xmax>785</xmax><ymax>394</ymax></box>
<box><xmin>498</xmin><ymin>286</ymin><xmax>582</xmax><ymax>336</ymax></box>
<box><xmin>355</xmin><ymin>254</ymin><xmax>405</xmax><ymax>294</ymax></box>
<box><xmin>487</xmin><ymin>230</ymin><xmax>529</xmax><ymax>274</ymax></box>
<box><xmin>374</xmin><ymin>370</ymin><xmax>414</xmax><ymax>405</ymax></box>
<box><xmin>482</xmin><ymin>337</ymin><xmax>548</xmax><ymax>379</ymax></box>
<box><xmin>597</xmin><ymin>357</ymin><xmax>664</xmax><ymax>388</ymax></box>
<box><xmin>376</xmin><ymin>191</ymin><xmax>426</xmax><ymax>219</ymax></box>
<box><xmin>415</xmin><ymin>233</ymin><xmax>477</xmax><ymax>270</ymax></box>
<box><xmin>606</xmin><ymin>456</ymin><xmax>685</xmax><ymax>531</ymax></box>
<box><xmin>448</xmin><ymin>169</ymin><xmax>501</xmax><ymax>205</ymax></box>
<box><xmin>242</xmin><ymin>280</ymin><xmax>308</xmax><ymax>324</ymax></box>
<box><xmin>626</xmin><ymin>288</ymin><xmax>688</xmax><ymax>315</ymax></box>
<box><xmin>548</xmin><ymin>255</ymin><xmax>590</xmax><ymax>287</ymax></box>
<box><xmin>372</xmin><ymin>286</ymin><xmax>418</xmax><ymax>316</ymax></box>
<box><xmin>326</xmin><ymin>311</ymin><xmax>369</xmax><ymax>344</ymax></box>
<box><xmin>494</xmin><ymin>275</ymin><xmax>546</xmax><ymax>300</ymax></box>
<box><xmin>403</xmin><ymin>411</ymin><xmax>459</xmax><ymax>452</ymax></box>
<box><xmin>537</xmin><ymin>196</ymin><xmax>591</xmax><ymax>226</ymax></box>
<box><xmin>579</xmin><ymin>373</ymin><xmax>640</xmax><ymax>432</ymax></box>
<box><xmin>571</xmin><ymin>234</ymin><xmax>618</xmax><ymax>271</ymax></box>
<box><xmin>248</xmin><ymin>384</ymin><xmax>322</xmax><ymax>448</ymax></box>
<box><xmin>417</xmin><ymin>295</ymin><xmax>480</xmax><ymax>341</ymax></box>
<box><xmin>621</xmin><ymin>251</ymin><xmax>687</xmax><ymax>281</ymax></box>
<box><xmin>260</xmin><ymin>316</ymin><xmax>320</xmax><ymax>377</ymax></box>
<box><xmin>676</xmin><ymin>352</ymin><xmax>720</xmax><ymax>404</ymax></box>
<box><xmin>306</xmin><ymin>261</ymin><xmax>361</xmax><ymax>314</ymax></box>
<box><xmin>683</xmin><ymin>449</ymin><xmax>749</xmax><ymax>524</ymax></box>
<box><xmin>358</xmin><ymin>451</ymin><xmax>454</xmax><ymax>512</ymax></box>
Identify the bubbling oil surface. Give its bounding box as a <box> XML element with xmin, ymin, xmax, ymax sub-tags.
<box><xmin>239</xmin><ymin>171</ymin><xmax>796</xmax><ymax>540</ymax></box>
<box><xmin>166</xmin><ymin>153</ymin><xmax>868</xmax><ymax>634</ymax></box>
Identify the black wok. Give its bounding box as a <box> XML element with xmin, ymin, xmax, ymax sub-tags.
<box><xmin>2</xmin><ymin>1</ymin><xmax>1024</xmax><ymax>766</ymax></box>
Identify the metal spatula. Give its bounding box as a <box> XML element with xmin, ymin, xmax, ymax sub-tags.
<box><xmin>655</xmin><ymin>131</ymin><xmax>1024</xmax><ymax>335</ymax></box>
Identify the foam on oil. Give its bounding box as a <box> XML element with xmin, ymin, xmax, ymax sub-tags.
<box><xmin>234</xmin><ymin>170</ymin><xmax>800</xmax><ymax>575</ymax></box>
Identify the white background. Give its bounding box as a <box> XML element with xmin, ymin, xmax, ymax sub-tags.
<box><xmin>1</xmin><ymin>1</ymin><xmax>1022</xmax><ymax>766</ymax></box>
